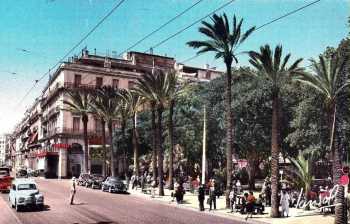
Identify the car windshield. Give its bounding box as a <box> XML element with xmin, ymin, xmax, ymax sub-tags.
<box><xmin>18</xmin><ymin>184</ymin><xmax>37</xmax><ymax>191</ymax></box>
<box><xmin>109</xmin><ymin>178</ymin><xmax>120</xmax><ymax>183</ymax></box>
<box><xmin>0</xmin><ymin>170</ymin><xmax>9</xmax><ymax>176</ymax></box>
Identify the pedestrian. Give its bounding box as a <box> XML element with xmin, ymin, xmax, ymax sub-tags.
<box><xmin>236</xmin><ymin>179</ymin><xmax>242</xmax><ymax>195</ymax></box>
<box><xmin>69</xmin><ymin>177</ymin><xmax>76</xmax><ymax>205</ymax></box>
<box><xmin>209</xmin><ymin>179</ymin><xmax>217</xmax><ymax>211</ymax></box>
<box><xmin>245</xmin><ymin>191</ymin><xmax>256</xmax><ymax>221</ymax></box>
<box><xmin>151</xmin><ymin>179</ymin><xmax>156</xmax><ymax>198</ymax></box>
<box><xmin>175</xmin><ymin>182</ymin><xmax>185</xmax><ymax>204</ymax></box>
<box><xmin>280</xmin><ymin>190</ymin><xmax>290</xmax><ymax>217</ymax></box>
<box><xmin>229</xmin><ymin>186</ymin><xmax>236</xmax><ymax>212</ymax></box>
<box><xmin>131</xmin><ymin>174</ymin><xmax>136</xmax><ymax>189</ymax></box>
<box><xmin>198</xmin><ymin>184</ymin><xmax>205</xmax><ymax>211</ymax></box>
<box><xmin>265</xmin><ymin>183</ymin><xmax>271</xmax><ymax>206</ymax></box>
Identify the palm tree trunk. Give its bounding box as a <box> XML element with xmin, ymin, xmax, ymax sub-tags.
<box><xmin>108</xmin><ymin>122</ymin><xmax>116</xmax><ymax>177</ymax></box>
<box><xmin>101</xmin><ymin>119</ymin><xmax>106</xmax><ymax>176</ymax></box>
<box><xmin>151</xmin><ymin>102</ymin><xmax>158</xmax><ymax>180</ymax></box>
<box><xmin>270</xmin><ymin>90</ymin><xmax>280</xmax><ymax>218</ymax></box>
<box><xmin>168</xmin><ymin>99</ymin><xmax>175</xmax><ymax>190</ymax></box>
<box><xmin>225</xmin><ymin>61</ymin><xmax>234</xmax><ymax>208</ymax></box>
<box><xmin>329</xmin><ymin>105</ymin><xmax>347</xmax><ymax>224</ymax></box>
<box><xmin>133</xmin><ymin>113</ymin><xmax>139</xmax><ymax>177</ymax></box>
<box><xmin>121</xmin><ymin>120</ymin><xmax>127</xmax><ymax>177</ymax></box>
<box><xmin>157</xmin><ymin>106</ymin><xmax>164</xmax><ymax>196</ymax></box>
<box><xmin>82</xmin><ymin>115</ymin><xmax>89</xmax><ymax>174</ymax></box>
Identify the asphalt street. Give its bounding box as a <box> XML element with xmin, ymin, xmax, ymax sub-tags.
<box><xmin>0</xmin><ymin>178</ymin><xmax>247</xmax><ymax>224</ymax></box>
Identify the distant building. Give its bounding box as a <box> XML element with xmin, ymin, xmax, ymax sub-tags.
<box><xmin>10</xmin><ymin>49</ymin><xmax>223</xmax><ymax>178</ymax></box>
<box><xmin>0</xmin><ymin>134</ymin><xmax>10</xmax><ymax>166</ymax></box>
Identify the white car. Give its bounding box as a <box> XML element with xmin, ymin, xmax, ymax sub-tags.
<box><xmin>9</xmin><ymin>179</ymin><xmax>44</xmax><ymax>211</ymax></box>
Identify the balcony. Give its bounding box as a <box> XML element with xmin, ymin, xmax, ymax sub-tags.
<box><xmin>64</xmin><ymin>82</ymin><xmax>98</xmax><ymax>90</ymax></box>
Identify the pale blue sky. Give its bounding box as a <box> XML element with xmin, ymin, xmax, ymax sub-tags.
<box><xmin>0</xmin><ymin>0</ymin><xmax>348</xmax><ymax>134</ymax></box>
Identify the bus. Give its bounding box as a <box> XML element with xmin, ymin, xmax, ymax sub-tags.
<box><xmin>0</xmin><ymin>167</ymin><xmax>13</xmax><ymax>193</ymax></box>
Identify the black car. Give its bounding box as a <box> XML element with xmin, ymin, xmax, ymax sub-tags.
<box><xmin>88</xmin><ymin>175</ymin><xmax>105</xmax><ymax>189</ymax></box>
<box><xmin>101</xmin><ymin>177</ymin><xmax>126</xmax><ymax>193</ymax></box>
<box><xmin>77</xmin><ymin>173</ymin><xmax>91</xmax><ymax>186</ymax></box>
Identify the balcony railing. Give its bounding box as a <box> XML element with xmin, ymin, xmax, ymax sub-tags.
<box><xmin>43</xmin><ymin>127</ymin><xmax>108</xmax><ymax>139</ymax></box>
<box><xmin>64</xmin><ymin>82</ymin><xmax>98</xmax><ymax>90</ymax></box>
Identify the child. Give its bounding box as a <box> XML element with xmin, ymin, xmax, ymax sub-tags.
<box><xmin>280</xmin><ymin>190</ymin><xmax>290</xmax><ymax>217</ymax></box>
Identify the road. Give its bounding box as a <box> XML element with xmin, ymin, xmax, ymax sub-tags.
<box><xmin>0</xmin><ymin>178</ymin><xmax>247</xmax><ymax>224</ymax></box>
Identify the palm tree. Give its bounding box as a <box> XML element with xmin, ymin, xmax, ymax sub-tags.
<box><xmin>119</xmin><ymin>89</ymin><xmax>142</xmax><ymax>177</ymax></box>
<box><xmin>89</xmin><ymin>89</ymin><xmax>108</xmax><ymax>176</ymax></box>
<box><xmin>247</xmin><ymin>45</ymin><xmax>303</xmax><ymax>217</ymax></box>
<box><xmin>290</xmin><ymin>150</ymin><xmax>316</xmax><ymax>196</ymax></box>
<box><xmin>294</xmin><ymin>54</ymin><xmax>348</xmax><ymax>223</ymax></box>
<box><xmin>134</xmin><ymin>73</ymin><xmax>158</xmax><ymax>183</ymax></box>
<box><xmin>134</xmin><ymin>70</ymin><xmax>169</xmax><ymax>196</ymax></box>
<box><xmin>187</xmin><ymin>13</ymin><xmax>255</xmax><ymax>207</ymax></box>
<box><xmin>90</xmin><ymin>86</ymin><xmax>120</xmax><ymax>177</ymax></box>
<box><xmin>63</xmin><ymin>89</ymin><xmax>91</xmax><ymax>173</ymax></box>
<box><xmin>118</xmin><ymin>91</ymin><xmax>131</xmax><ymax>177</ymax></box>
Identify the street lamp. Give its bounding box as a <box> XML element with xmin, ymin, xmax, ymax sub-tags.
<box><xmin>279</xmin><ymin>169</ymin><xmax>283</xmax><ymax>182</ymax></box>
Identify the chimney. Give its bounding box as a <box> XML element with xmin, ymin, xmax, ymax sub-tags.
<box><xmin>204</xmin><ymin>64</ymin><xmax>209</xmax><ymax>69</ymax></box>
<box><xmin>82</xmin><ymin>49</ymin><xmax>89</xmax><ymax>58</ymax></box>
<box><xmin>150</xmin><ymin>47</ymin><xmax>153</xmax><ymax>54</ymax></box>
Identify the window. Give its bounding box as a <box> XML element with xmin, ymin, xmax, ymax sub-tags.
<box><xmin>96</xmin><ymin>77</ymin><xmax>103</xmax><ymax>87</ymax></box>
<box><xmin>205</xmin><ymin>71</ymin><xmax>211</xmax><ymax>79</ymax></box>
<box><xmin>73</xmin><ymin>117</ymin><xmax>80</xmax><ymax>132</ymax></box>
<box><xmin>112</xmin><ymin>79</ymin><xmax>119</xmax><ymax>88</ymax></box>
<box><xmin>74</xmin><ymin>74</ymin><xmax>82</xmax><ymax>87</ymax></box>
<box><xmin>128</xmin><ymin>80</ymin><xmax>135</xmax><ymax>89</ymax></box>
<box><xmin>18</xmin><ymin>184</ymin><xmax>37</xmax><ymax>191</ymax></box>
<box><xmin>95</xmin><ymin>118</ymin><xmax>103</xmax><ymax>133</ymax></box>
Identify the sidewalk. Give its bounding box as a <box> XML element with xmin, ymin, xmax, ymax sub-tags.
<box><xmin>0</xmin><ymin>194</ymin><xmax>22</xmax><ymax>224</ymax></box>
<box><xmin>128</xmin><ymin>187</ymin><xmax>334</xmax><ymax>224</ymax></box>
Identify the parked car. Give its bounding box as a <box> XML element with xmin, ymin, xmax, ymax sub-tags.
<box><xmin>77</xmin><ymin>173</ymin><xmax>91</xmax><ymax>186</ymax></box>
<box><xmin>16</xmin><ymin>169</ymin><xmax>28</xmax><ymax>178</ymax></box>
<box><xmin>90</xmin><ymin>175</ymin><xmax>105</xmax><ymax>189</ymax></box>
<box><xmin>101</xmin><ymin>177</ymin><xmax>127</xmax><ymax>193</ymax></box>
<box><xmin>0</xmin><ymin>167</ymin><xmax>13</xmax><ymax>193</ymax></box>
<box><xmin>9</xmin><ymin>179</ymin><xmax>44</xmax><ymax>211</ymax></box>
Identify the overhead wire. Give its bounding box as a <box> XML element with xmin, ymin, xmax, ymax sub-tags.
<box><xmin>15</xmin><ymin>0</ymin><xmax>127</xmax><ymax>108</ymax></box>
<box><xmin>180</xmin><ymin>0</ymin><xmax>322</xmax><ymax>64</ymax></box>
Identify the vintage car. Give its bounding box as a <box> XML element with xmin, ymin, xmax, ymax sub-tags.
<box><xmin>0</xmin><ymin>167</ymin><xmax>13</xmax><ymax>193</ymax></box>
<box><xmin>89</xmin><ymin>175</ymin><xmax>105</xmax><ymax>189</ymax></box>
<box><xmin>77</xmin><ymin>173</ymin><xmax>91</xmax><ymax>186</ymax></box>
<box><xmin>9</xmin><ymin>179</ymin><xmax>44</xmax><ymax>211</ymax></box>
<box><xmin>101</xmin><ymin>177</ymin><xmax>127</xmax><ymax>193</ymax></box>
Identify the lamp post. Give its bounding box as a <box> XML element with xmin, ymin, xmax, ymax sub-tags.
<box><xmin>279</xmin><ymin>169</ymin><xmax>283</xmax><ymax>182</ymax></box>
<box><xmin>201</xmin><ymin>106</ymin><xmax>207</xmax><ymax>185</ymax></box>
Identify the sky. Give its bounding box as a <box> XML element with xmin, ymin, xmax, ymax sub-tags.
<box><xmin>0</xmin><ymin>0</ymin><xmax>348</xmax><ymax>135</ymax></box>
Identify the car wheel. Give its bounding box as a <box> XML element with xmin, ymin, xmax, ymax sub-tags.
<box><xmin>38</xmin><ymin>204</ymin><xmax>44</xmax><ymax>211</ymax></box>
<box><xmin>15</xmin><ymin>201</ymin><xmax>20</xmax><ymax>212</ymax></box>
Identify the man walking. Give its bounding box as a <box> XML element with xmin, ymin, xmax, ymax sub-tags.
<box><xmin>209</xmin><ymin>179</ymin><xmax>217</xmax><ymax>211</ymax></box>
<box><xmin>70</xmin><ymin>177</ymin><xmax>76</xmax><ymax>205</ymax></box>
<box><xmin>198</xmin><ymin>184</ymin><xmax>205</xmax><ymax>211</ymax></box>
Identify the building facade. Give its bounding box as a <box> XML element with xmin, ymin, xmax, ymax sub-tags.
<box><xmin>11</xmin><ymin>49</ymin><xmax>223</xmax><ymax>178</ymax></box>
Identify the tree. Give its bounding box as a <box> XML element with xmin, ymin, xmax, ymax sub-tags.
<box><xmin>90</xmin><ymin>86</ymin><xmax>120</xmax><ymax>177</ymax></box>
<box><xmin>294</xmin><ymin>53</ymin><xmax>349</xmax><ymax>224</ymax></box>
<box><xmin>63</xmin><ymin>89</ymin><xmax>91</xmax><ymax>173</ymax></box>
<box><xmin>290</xmin><ymin>150</ymin><xmax>317</xmax><ymax>195</ymax></box>
<box><xmin>89</xmin><ymin>90</ymin><xmax>108</xmax><ymax>176</ymax></box>
<box><xmin>135</xmin><ymin>70</ymin><xmax>170</xmax><ymax>196</ymax></box>
<box><xmin>135</xmin><ymin>73</ymin><xmax>158</xmax><ymax>180</ymax></box>
<box><xmin>187</xmin><ymin>13</ymin><xmax>255</xmax><ymax>208</ymax></box>
<box><xmin>120</xmin><ymin>89</ymin><xmax>142</xmax><ymax>177</ymax></box>
<box><xmin>247</xmin><ymin>45</ymin><xmax>303</xmax><ymax>217</ymax></box>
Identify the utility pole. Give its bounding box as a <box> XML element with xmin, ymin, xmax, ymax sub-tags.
<box><xmin>201</xmin><ymin>106</ymin><xmax>207</xmax><ymax>185</ymax></box>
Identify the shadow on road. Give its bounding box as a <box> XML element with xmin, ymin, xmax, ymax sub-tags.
<box><xmin>19</xmin><ymin>204</ymin><xmax>51</xmax><ymax>213</ymax></box>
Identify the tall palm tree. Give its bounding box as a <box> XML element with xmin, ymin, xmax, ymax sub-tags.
<box><xmin>134</xmin><ymin>70</ymin><xmax>169</xmax><ymax>196</ymax></box>
<box><xmin>89</xmin><ymin>89</ymin><xmax>108</xmax><ymax>176</ymax></box>
<box><xmin>118</xmin><ymin>91</ymin><xmax>131</xmax><ymax>177</ymax></box>
<box><xmin>247</xmin><ymin>45</ymin><xmax>303</xmax><ymax>217</ymax></box>
<box><xmin>187</xmin><ymin>13</ymin><xmax>255</xmax><ymax>207</ymax></box>
<box><xmin>134</xmin><ymin>73</ymin><xmax>158</xmax><ymax>183</ymax></box>
<box><xmin>90</xmin><ymin>86</ymin><xmax>120</xmax><ymax>177</ymax></box>
<box><xmin>294</xmin><ymin>54</ymin><xmax>348</xmax><ymax>224</ymax></box>
<box><xmin>119</xmin><ymin>89</ymin><xmax>142</xmax><ymax>177</ymax></box>
<box><xmin>63</xmin><ymin>89</ymin><xmax>91</xmax><ymax>173</ymax></box>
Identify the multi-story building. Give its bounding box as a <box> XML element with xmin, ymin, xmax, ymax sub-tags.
<box><xmin>11</xmin><ymin>49</ymin><xmax>223</xmax><ymax>178</ymax></box>
<box><xmin>0</xmin><ymin>134</ymin><xmax>11</xmax><ymax>166</ymax></box>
